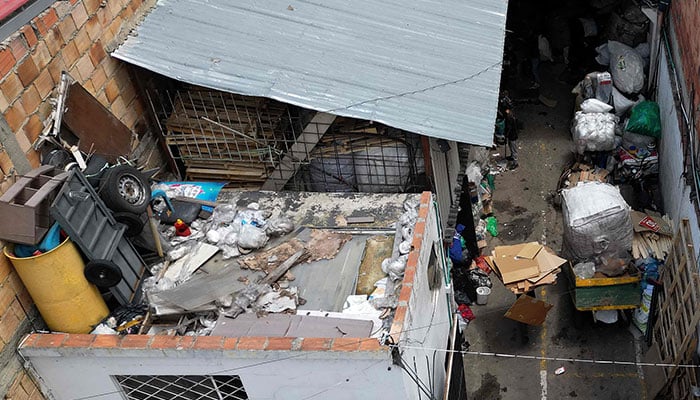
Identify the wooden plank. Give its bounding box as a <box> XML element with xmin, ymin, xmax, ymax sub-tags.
<box><xmin>62</xmin><ymin>82</ymin><xmax>132</xmax><ymax>162</ymax></box>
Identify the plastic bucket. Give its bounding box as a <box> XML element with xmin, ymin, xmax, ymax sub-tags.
<box><xmin>4</xmin><ymin>239</ymin><xmax>109</xmax><ymax>333</ymax></box>
<box><xmin>476</xmin><ymin>286</ymin><xmax>491</xmax><ymax>305</ymax></box>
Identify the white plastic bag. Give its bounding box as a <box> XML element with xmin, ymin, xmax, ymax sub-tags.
<box><xmin>608</xmin><ymin>41</ymin><xmax>645</xmax><ymax>94</ymax></box>
<box><xmin>580</xmin><ymin>98</ymin><xmax>614</xmax><ymax>113</ymax></box>
<box><xmin>612</xmin><ymin>86</ymin><xmax>644</xmax><ymax>117</ymax></box>
<box><xmin>538</xmin><ymin>35</ymin><xmax>553</xmax><ymax>62</ymax></box>
<box><xmin>571</xmin><ymin>111</ymin><xmax>618</xmax><ymax>154</ymax></box>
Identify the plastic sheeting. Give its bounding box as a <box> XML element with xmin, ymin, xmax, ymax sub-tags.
<box><xmin>561</xmin><ymin>182</ymin><xmax>632</xmax><ymax>261</ymax></box>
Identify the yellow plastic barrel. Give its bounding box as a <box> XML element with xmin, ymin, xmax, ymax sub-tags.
<box><xmin>4</xmin><ymin>239</ymin><xmax>109</xmax><ymax>333</ymax></box>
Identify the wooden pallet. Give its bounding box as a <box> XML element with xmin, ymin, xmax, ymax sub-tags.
<box><xmin>650</xmin><ymin>219</ymin><xmax>700</xmax><ymax>399</ymax></box>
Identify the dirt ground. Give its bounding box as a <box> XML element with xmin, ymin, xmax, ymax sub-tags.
<box><xmin>464</xmin><ymin>62</ymin><xmax>646</xmax><ymax>399</ymax></box>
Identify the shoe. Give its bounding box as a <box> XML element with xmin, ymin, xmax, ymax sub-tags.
<box><xmin>506</xmin><ymin>156</ymin><xmax>514</xmax><ymax>161</ymax></box>
<box><xmin>509</xmin><ymin>162</ymin><xmax>518</xmax><ymax>170</ymax></box>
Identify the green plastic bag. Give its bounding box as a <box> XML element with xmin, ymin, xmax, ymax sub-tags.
<box><xmin>625</xmin><ymin>101</ymin><xmax>661</xmax><ymax>138</ymax></box>
<box><xmin>486</xmin><ymin>216</ymin><xmax>498</xmax><ymax>237</ymax></box>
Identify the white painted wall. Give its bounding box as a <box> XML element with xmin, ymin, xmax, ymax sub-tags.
<box><xmin>656</xmin><ymin>49</ymin><xmax>700</xmax><ymax>261</ymax></box>
<box><xmin>22</xmin><ymin>348</ymin><xmax>403</xmax><ymax>400</ymax></box>
<box><xmin>398</xmin><ymin>198</ymin><xmax>453</xmax><ymax>400</ymax></box>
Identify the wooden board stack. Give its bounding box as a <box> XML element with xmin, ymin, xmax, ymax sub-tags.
<box><xmin>632</xmin><ymin>231</ymin><xmax>673</xmax><ymax>260</ymax></box>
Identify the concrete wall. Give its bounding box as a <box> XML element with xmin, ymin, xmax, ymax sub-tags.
<box><xmin>20</xmin><ymin>341</ymin><xmax>403</xmax><ymax>400</ymax></box>
<box><xmin>0</xmin><ymin>1</ymin><xmax>155</xmax><ymax>398</ymax></box>
<box><xmin>392</xmin><ymin>194</ymin><xmax>452</xmax><ymax>400</ymax></box>
<box><xmin>656</xmin><ymin>31</ymin><xmax>700</xmax><ymax>262</ymax></box>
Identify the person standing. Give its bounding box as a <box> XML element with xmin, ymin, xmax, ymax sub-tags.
<box><xmin>504</xmin><ymin>108</ymin><xmax>519</xmax><ymax>169</ymax></box>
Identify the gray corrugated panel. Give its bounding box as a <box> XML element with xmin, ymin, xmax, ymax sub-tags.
<box><xmin>113</xmin><ymin>0</ymin><xmax>506</xmax><ymax>147</ymax></box>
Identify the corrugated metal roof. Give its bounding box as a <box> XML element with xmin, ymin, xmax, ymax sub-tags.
<box><xmin>113</xmin><ymin>0</ymin><xmax>507</xmax><ymax>146</ymax></box>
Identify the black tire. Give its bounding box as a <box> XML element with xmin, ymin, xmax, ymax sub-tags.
<box><xmin>84</xmin><ymin>260</ymin><xmax>122</xmax><ymax>287</ymax></box>
<box><xmin>113</xmin><ymin>211</ymin><xmax>145</xmax><ymax>237</ymax></box>
<box><xmin>84</xmin><ymin>155</ymin><xmax>109</xmax><ymax>187</ymax></box>
<box><xmin>99</xmin><ymin>165</ymin><xmax>151</xmax><ymax>214</ymax></box>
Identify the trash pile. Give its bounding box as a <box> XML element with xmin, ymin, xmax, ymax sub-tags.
<box><xmin>0</xmin><ymin>158</ymin><xmax>420</xmax><ymax>338</ymax></box>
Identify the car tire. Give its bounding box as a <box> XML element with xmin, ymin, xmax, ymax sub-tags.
<box><xmin>84</xmin><ymin>259</ymin><xmax>123</xmax><ymax>287</ymax></box>
<box><xmin>113</xmin><ymin>211</ymin><xmax>146</xmax><ymax>237</ymax></box>
<box><xmin>99</xmin><ymin>165</ymin><xmax>151</xmax><ymax>214</ymax></box>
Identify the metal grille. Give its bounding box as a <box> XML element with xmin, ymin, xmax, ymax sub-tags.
<box><xmin>114</xmin><ymin>375</ymin><xmax>249</xmax><ymax>400</ymax></box>
<box><xmin>142</xmin><ymin>72</ymin><xmax>426</xmax><ymax>193</ymax></box>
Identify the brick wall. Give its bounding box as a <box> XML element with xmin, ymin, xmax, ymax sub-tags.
<box><xmin>670</xmin><ymin>2</ymin><xmax>700</xmax><ymax>130</ymax></box>
<box><xmin>0</xmin><ymin>0</ymin><xmax>155</xmax><ymax>398</ymax></box>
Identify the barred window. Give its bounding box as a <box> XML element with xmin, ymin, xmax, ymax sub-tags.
<box><xmin>114</xmin><ymin>375</ymin><xmax>249</xmax><ymax>400</ymax></box>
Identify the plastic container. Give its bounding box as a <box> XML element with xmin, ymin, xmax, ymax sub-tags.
<box><xmin>4</xmin><ymin>239</ymin><xmax>109</xmax><ymax>333</ymax></box>
<box><xmin>476</xmin><ymin>286</ymin><xmax>491</xmax><ymax>305</ymax></box>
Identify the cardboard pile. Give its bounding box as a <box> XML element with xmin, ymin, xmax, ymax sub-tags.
<box><xmin>560</xmin><ymin>162</ymin><xmax>610</xmax><ymax>189</ymax></box>
<box><xmin>486</xmin><ymin>242</ymin><xmax>567</xmax><ymax>294</ymax></box>
<box><xmin>630</xmin><ymin>210</ymin><xmax>673</xmax><ymax>260</ymax></box>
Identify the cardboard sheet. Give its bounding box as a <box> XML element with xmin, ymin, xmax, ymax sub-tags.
<box><xmin>492</xmin><ymin>244</ymin><xmax>540</xmax><ymax>284</ymax></box>
<box><xmin>504</xmin><ymin>295</ymin><xmax>553</xmax><ymax>326</ymax></box>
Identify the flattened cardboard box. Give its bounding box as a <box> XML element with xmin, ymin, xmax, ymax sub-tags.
<box><xmin>493</xmin><ymin>242</ymin><xmax>566</xmax><ymax>284</ymax></box>
<box><xmin>504</xmin><ymin>295</ymin><xmax>553</xmax><ymax>326</ymax></box>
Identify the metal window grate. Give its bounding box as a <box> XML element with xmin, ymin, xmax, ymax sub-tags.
<box><xmin>114</xmin><ymin>375</ymin><xmax>249</xmax><ymax>400</ymax></box>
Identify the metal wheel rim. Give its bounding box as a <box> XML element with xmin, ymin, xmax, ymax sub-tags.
<box><xmin>118</xmin><ymin>174</ymin><xmax>145</xmax><ymax>205</ymax></box>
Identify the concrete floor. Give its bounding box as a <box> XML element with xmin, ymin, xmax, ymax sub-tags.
<box><xmin>464</xmin><ymin>63</ymin><xmax>646</xmax><ymax>400</ymax></box>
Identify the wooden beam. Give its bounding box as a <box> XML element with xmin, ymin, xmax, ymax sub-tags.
<box><xmin>261</xmin><ymin>112</ymin><xmax>336</xmax><ymax>190</ymax></box>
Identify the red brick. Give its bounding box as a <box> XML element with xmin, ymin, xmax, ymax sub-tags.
<box><xmin>61</xmin><ymin>41</ymin><xmax>80</xmax><ymax>68</ymax></box>
<box><xmin>222</xmin><ymin>337</ymin><xmax>238</xmax><ymax>350</ymax></box>
<box><xmin>104</xmin><ymin>78</ymin><xmax>118</xmax><ymax>103</ymax></box>
<box><xmin>7</xmin><ymin>375</ymin><xmax>27</xmax><ymax>399</ymax></box>
<box><xmin>420</xmin><ymin>191</ymin><xmax>431</xmax><ymax>204</ymax></box>
<box><xmin>393</xmin><ymin>306</ymin><xmax>407</xmax><ymax>325</ymax></box>
<box><xmin>265</xmin><ymin>337</ymin><xmax>295</xmax><ymax>351</ymax></box>
<box><xmin>8</xmin><ymin>36</ymin><xmax>29</xmax><ymax>62</ymax></box>
<box><xmin>84</xmin><ymin>0</ymin><xmax>102</xmax><ymax>15</ymax></box>
<box><xmin>129</xmin><ymin>0</ymin><xmax>144</xmax><ymax>13</ymax></box>
<box><xmin>0</xmin><ymin>48</ymin><xmax>16</xmax><ymax>78</ymax></box>
<box><xmin>21</xmin><ymin>333</ymin><xmax>39</xmax><ymax>348</ymax></box>
<box><xmin>63</xmin><ymin>333</ymin><xmax>96</xmax><ymax>348</ymax></box>
<box><xmin>47</xmin><ymin>56</ymin><xmax>67</xmax><ymax>84</ymax></box>
<box><xmin>398</xmin><ymin>284</ymin><xmax>413</xmax><ymax>303</ymax></box>
<box><xmin>20</xmin><ymin>87</ymin><xmax>42</xmax><ymax>115</ymax></box>
<box><xmin>331</xmin><ymin>337</ymin><xmax>361</xmax><ymax>352</ymax></box>
<box><xmin>36</xmin><ymin>8</ymin><xmax>59</xmax><ymax>35</ymax></box>
<box><xmin>89</xmin><ymin>64</ymin><xmax>107</xmax><ymax>90</ymax></box>
<box><xmin>23</xmin><ymin>114</ymin><xmax>43</xmax><ymax>143</ymax></box>
<box><xmin>406</xmin><ymin>251</ymin><xmax>419</xmax><ymax>269</ymax></box>
<box><xmin>30</xmin><ymin>42</ymin><xmax>52</xmax><ymax>70</ymax></box>
<box><xmin>110</xmin><ymin>95</ymin><xmax>126</xmax><ymax>118</ymax></box>
<box><xmin>73</xmin><ymin>29</ymin><xmax>92</xmax><ymax>55</ymax></box>
<box><xmin>88</xmin><ymin>41</ymin><xmax>106</xmax><ymax>66</ymax></box>
<box><xmin>413</xmin><ymin>221</ymin><xmax>426</xmax><ymax>238</ymax></box>
<box><xmin>5</xmin><ymin>104</ymin><xmax>27</xmax><ymax>132</ymax></box>
<box><xmin>418</xmin><ymin>205</ymin><xmax>429</xmax><ymax>219</ymax></box>
<box><xmin>84</xmin><ymin>16</ymin><xmax>101</xmax><ymax>42</ymax></box>
<box><xmin>82</xmin><ymin>79</ymin><xmax>95</xmax><ymax>94</ymax></box>
<box><xmin>403</xmin><ymin>265</ymin><xmax>415</xmax><ymax>284</ymax></box>
<box><xmin>20</xmin><ymin>372</ymin><xmax>37</xmax><ymax>394</ymax></box>
<box><xmin>0</xmin><ymin>284</ymin><xmax>13</xmax><ymax>314</ymax></box>
<box><xmin>91</xmin><ymin>334</ymin><xmax>120</xmax><ymax>348</ymax></box>
<box><xmin>75</xmin><ymin>53</ymin><xmax>94</xmax><ymax>82</ymax></box>
<box><xmin>119</xmin><ymin>334</ymin><xmax>151</xmax><ymax>349</ymax></box>
<box><xmin>0</xmin><ymin>91</ymin><xmax>8</xmax><ymax>113</ymax></box>
<box><xmin>236</xmin><ymin>336</ymin><xmax>267</xmax><ymax>350</ymax></box>
<box><xmin>15</xmin><ymin>130</ymin><xmax>32</xmax><ymax>153</ymax></box>
<box><xmin>32</xmin><ymin>333</ymin><xmax>68</xmax><ymax>348</ymax></box>
<box><xmin>358</xmin><ymin>338</ymin><xmax>383</xmax><ymax>351</ymax></box>
<box><xmin>300</xmin><ymin>338</ymin><xmax>331</xmax><ymax>351</ymax></box>
<box><xmin>34</xmin><ymin>69</ymin><xmax>55</xmax><ymax>99</ymax></box>
<box><xmin>44</xmin><ymin>27</ymin><xmax>63</xmax><ymax>57</ymax></box>
<box><xmin>192</xmin><ymin>336</ymin><xmax>224</xmax><ymax>350</ymax></box>
<box><xmin>1</xmin><ymin>73</ymin><xmax>23</xmax><ymax>103</ymax></box>
<box><xmin>177</xmin><ymin>335</ymin><xmax>194</xmax><ymax>349</ymax></box>
<box><xmin>21</xmin><ymin>26</ymin><xmax>38</xmax><ymax>48</ymax></box>
<box><xmin>148</xmin><ymin>335</ymin><xmax>179</xmax><ymax>349</ymax></box>
<box><xmin>25</xmin><ymin>150</ymin><xmax>40</xmax><ymax>169</ymax></box>
<box><xmin>0</xmin><ymin>255</ymin><xmax>12</xmax><ymax>282</ymax></box>
<box><xmin>57</xmin><ymin>15</ymin><xmax>77</xmax><ymax>41</ymax></box>
<box><xmin>16</xmin><ymin>57</ymin><xmax>39</xmax><ymax>86</ymax></box>
<box><xmin>71</xmin><ymin>2</ymin><xmax>89</xmax><ymax>29</ymax></box>
<box><xmin>107</xmin><ymin>0</ymin><xmax>124</xmax><ymax>21</ymax></box>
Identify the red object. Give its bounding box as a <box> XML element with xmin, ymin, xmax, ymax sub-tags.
<box><xmin>639</xmin><ymin>216</ymin><xmax>660</xmax><ymax>232</ymax></box>
<box><xmin>174</xmin><ymin>219</ymin><xmax>191</xmax><ymax>236</ymax></box>
<box><xmin>457</xmin><ymin>304</ymin><xmax>475</xmax><ymax>321</ymax></box>
<box><xmin>474</xmin><ymin>256</ymin><xmax>492</xmax><ymax>275</ymax></box>
<box><xmin>0</xmin><ymin>0</ymin><xmax>31</xmax><ymax>20</ymax></box>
